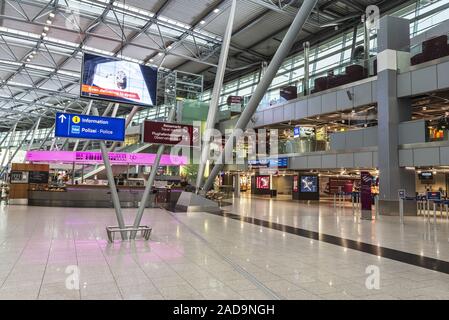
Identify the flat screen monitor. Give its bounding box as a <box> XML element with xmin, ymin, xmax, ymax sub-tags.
<box><xmin>300</xmin><ymin>175</ymin><xmax>318</xmax><ymax>193</ymax></box>
<box><xmin>419</xmin><ymin>172</ymin><xmax>434</xmax><ymax>181</ymax></box>
<box><xmin>81</xmin><ymin>53</ymin><xmax>157</xmax><ymax>107</ymax></box>
<box><xmin>256</xmin><ymin>176</ymin><xmax>270</xmax><ymax>190</ymax></box>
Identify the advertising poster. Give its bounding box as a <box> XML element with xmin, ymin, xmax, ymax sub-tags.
<box><xmin>361</xmin><ymin>172</ymin><xmax>373</xmax><ymax>211</ymax></box>
<box><xmin>300</xmin><ymin>176</ymin><xmax>318</xmax><ymax>193</ymax></box>
<box><xmin>293</xmin><ymin>176</ymin><xmax>299</xmax><ymax>192</ymax></box>
<box><xmin>256</xmin><ymin>176</ymin><xmax>270</xmax><ymax>190</ymax></box>
<box><xmin>81</xmin><ymin>53</ymin><xmax>157</xmax><ymax>107</ymax></box>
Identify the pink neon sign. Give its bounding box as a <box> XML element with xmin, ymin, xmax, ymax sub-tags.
<box><xmin>25</xmin><ymin>151</ymin><xmax>187</xmax><ymax>166</ymax></box>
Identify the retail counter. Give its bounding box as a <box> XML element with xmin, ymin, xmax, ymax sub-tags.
<box><xmin>28</xmin><ymin>185</ymin><xmax>184</xmax><ymax>208</ymax></box>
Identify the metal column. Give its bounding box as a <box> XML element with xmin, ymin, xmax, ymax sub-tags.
<box><xmin>27</xmin><ymin>117</ymin><xmax>41</xmax><ymax>151</ymax></box>
<box><xmin>203</xmin><ymin>0</ymin><xmax>318</xmax><ymax>192</ymax></box>
<box><xmin>93</xmin><ymin>107</ymin><xmax>127</xmax><ymax>240</ymax></box>
<box><xmin>109</xmin><ymin>105</ymin><xmax>139</xmax><ymax>152</ymax></box>
<box><xmin>303</xmin><ymin>41</ymin><xmax>310</xmax><ymax>95</ymax></box>
<box><xmin>0</xmin><ymin>121</ymin><xmax>18</xmax><ymax>169</ymax></box>
<box><xmin>196</xmin><ymin>0</ymin><xmax>237</xmax><ymax>193</ymax></box>
<box><xmin>130</xmin><ymin>107</ymin><xmax>176</xmax><ymax>239</ymax></box>
<box><xmin>362</xmin><ymin>14</ymin><xmax>370</xmax><ymax>75</ymax></box>
<box><xmin>3</xmin><ymin>119</ymin><xmax>41</xmax><ymax>173</ymax></box>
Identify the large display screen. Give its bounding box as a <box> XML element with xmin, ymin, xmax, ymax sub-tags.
<box><xmin>419</xmin><ymin>172</ymin><xmax>434</xmax><ymax>181</ymax></box>
<box><xmin>294</xmin><ymin>126</ymin><xmax>315</xmax><ymax>139</ymax></box>
<box><xmin>300</xmin><ymin>176</ymin><xmax>318</xmax><ymax>193</ymax></box>
<box><xmin>256</xmin><ymin>176</ymin><xmax>270</xmax><ymax>190</ymax></box>
<box><xmin>81</xmin><ymin>53</ymin><xmax>157</xmax><ymax>107</ymax></box>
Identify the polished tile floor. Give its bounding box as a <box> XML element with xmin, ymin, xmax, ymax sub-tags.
<box><xmin>1</xmin><ymin>197</ymin><xmax>449</xmax><ymax>300</ymax></box>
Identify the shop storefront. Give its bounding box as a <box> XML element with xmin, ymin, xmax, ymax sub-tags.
<box><xmin>11</xmin><ymin>150</ymin><xmax>188</xmax><ymax>208</ymax></box>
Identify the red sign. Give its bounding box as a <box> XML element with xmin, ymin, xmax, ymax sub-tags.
<box><xmin>256</xmin><ymin>176</ymin><xmax>270</xmax><ymax>190</ymax></box>
<box><xmin>143</xmin><ymin>121</ymin><xmax>198</xmax><ymax>147</ymax></box>
<box><xmin>227</xmin><ymin>96</ymin><xmax>243</xmax><ymax>106</ymax></box>
<box><xmin>293</xmin><ymin>176</ymin><xmax>299</xmax><ymax>192</ymax></box>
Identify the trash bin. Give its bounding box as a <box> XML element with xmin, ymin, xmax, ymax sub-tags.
<box><xmin>270</xmin><ymin>190</ymin><xmax>277</xmax><ymax>198</ymax></box>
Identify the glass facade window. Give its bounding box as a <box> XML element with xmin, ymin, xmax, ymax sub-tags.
<box><xmin>202</xmin><ymin>0</ymin><xmax>449</xmax><ymax>112</ymax></box>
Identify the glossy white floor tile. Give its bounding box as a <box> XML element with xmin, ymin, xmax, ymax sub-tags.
<box><xmin>0</xmin><ymin>199</ymin><xmax>448</xmax><ymax>300</ymax></box>
<box><xmin>223</xmin><ymin>194</ymin><xmax>449</xmax><ymax>262</ymax></box>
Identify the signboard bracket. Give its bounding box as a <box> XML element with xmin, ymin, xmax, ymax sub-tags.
<box><xmin>92</xmin><ymin>107</ymin><xmax>128</xmax><ymax>240</ymax></box>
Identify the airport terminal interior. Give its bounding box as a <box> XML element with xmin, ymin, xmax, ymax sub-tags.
<box><xmin>2</xmin><ymin>0</ymin><xmax>449</xmax><ymax>301</ymax></box>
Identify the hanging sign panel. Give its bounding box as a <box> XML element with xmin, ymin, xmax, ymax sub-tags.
<box><xmin>55</xmin><ymin>113</ymin><xmax>125</xmax><ymax>142</ymax></box>
<box><xmin>142</xmin><ymin>121</ymin><xmax>199</xmax><ymax>147</ymax></box>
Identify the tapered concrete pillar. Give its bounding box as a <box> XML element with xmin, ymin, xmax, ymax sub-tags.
<box><xmin>376</xmin><ymin>16</ymin><xmax>416</xmax><ymax>216</ymax></box>
<box><xmin>196</xmin><ymin>0</ymin><xmax>237</xmax><ymax>192</ymax></box>
<box><xmin>203</xmin><ymin>0</ymin><xmax>318</xmax><ymax>192</ymax></box>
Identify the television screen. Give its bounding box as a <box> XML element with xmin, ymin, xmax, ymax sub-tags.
<box><xmin>256</xmin><ymin>176</ymin><xmax>270</xmax><ymax>190</ymax></box>
<box><xmin>81</xmin><ymin>53</ymin><xmax>157</xmax><ymax>107</ymax></box>
<box><xmin>419</xmin><ymin>172</ymin><xmax>434</xmax><ymax>181</ymax></box>
<box><xmin>269</xmin><ymin>158</ymin><xmax>288</xmax><ymax>169</ymax></box>
<box><xmin>300</xmin><ymin>176</ymin><xmax>318</xmax><ymax>193</ymax></box>
<box><xmin>294</xmin><ymin>126</ymin><xmax>315</xmax><ymax>139</ymax></box>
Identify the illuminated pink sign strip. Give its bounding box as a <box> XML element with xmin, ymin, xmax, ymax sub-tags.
<box><xmin>25</xmin><ymin>151</ymin><xmax>187</xmax><ymax>166</ymax></box>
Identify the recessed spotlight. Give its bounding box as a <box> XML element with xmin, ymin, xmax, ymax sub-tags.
<box><xmin>41</xmin><ymin>32</ymin><xmax>47</xmax><ymax>37</ymax></box>
<box><xmin>213</xmin><ymin>8</ymin><xmax>220</xmax><ymax>13</ymax></box>
<box><xmin>49</xmin><ymin>12</ymin><xmax>55</xmax><ymax>18</ymax></box>
<box><xmin>46</xmin><ymin>19</ymin><xmax>52</xmax><ymax>24</ymax></box>
<box><xmin>149</xmin><ymin>59</ymin><xmax>154</xmax><ymax>62</ymax></box>
<box><xmin>26</xmin><ymin>58</ymin><xmax>31</xmax><ymax>62</ymax></box>
<box><xmin>44</xmin><ymin>26</ymin><xmax>49</xmax><ymax>31</ymax></box>
<box><xmin>158</xmin><ymin>52</ymin><xmax>163</xmax><ymax>56</ymax></box>
<box><xmin>200</xmin><ymin>20</ymin><xmax>206</xmax><ymax>25</ymax></box>
<box><xmin>423</xmin><ymin>106</ymin><xmax>427</xmax><ymax>111</ymax></box>
<box><xmin>167</xmin><ymin>45</ymin><xmax>172</xmax><ymax>50</ymax></box>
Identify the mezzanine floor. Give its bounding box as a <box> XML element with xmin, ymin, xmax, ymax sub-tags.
<box><xmin>0</xmin><ymin>196</ymin><xmax>449</xmax><ymax>300</ymax></box>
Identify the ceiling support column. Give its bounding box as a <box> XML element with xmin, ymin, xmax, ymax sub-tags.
<box><xmin>196</xmin><ymin>0</ymin><xmax>237</xmax><ymax>193</ymax></box>
<box><xmin>203</xmin><ymin>0</ymin><xmax>319</xmax><ymax>192</ymax></box>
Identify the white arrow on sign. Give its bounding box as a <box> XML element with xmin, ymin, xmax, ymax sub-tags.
<box><xmin>58</xmin><ymin>114</ymin><xmax>67</xmax><ymax>123</ymax></box>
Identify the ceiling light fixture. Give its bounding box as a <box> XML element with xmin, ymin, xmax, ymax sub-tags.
<box><xmin>213</xmin><ymin>8</ymin><xmax>220</xmax><ymax>13</ymax></box>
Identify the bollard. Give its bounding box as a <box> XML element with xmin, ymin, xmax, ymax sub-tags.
<box><xmin>433</xmin><ymin>202</ymin><xmax>437</xmax><ymax>225</ymax></box>
<box><xmin>427</xmin><ymin>200</ymin><xmax>430</xmax><ymax>222</ymax></box>
<box><xmin>334</xmin><ymin>193</ymin><xmax>336</xmax><ymax>208</ymax></box>
<box><xmin>374</xmin><ymin>195</ymin><xmax>379</xmax><ymax>218</ymax></box>
<box><xmin>351</xmin><ymin>192</ymin><xmax>355</xmax><ymax>214</ymax></box>
<box><xmin>417</xmin><ymin>199</ymin><xmax>421</xmax><ymax>216</ymax></box>
<box><xmin>399</xmin><ymin>197</ymin><xmax>404</xmax><ymax>224</ymax></box>
<box><xmin>446</xmin><ymin>203</ymin><xmax>449</xmax><ymax>220</ymax></box>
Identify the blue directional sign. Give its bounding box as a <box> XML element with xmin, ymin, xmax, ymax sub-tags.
<box><xmin>55</xmin><ymin>113</ymin><xmax>125</xmax><ymax>142</ymax></box>
<box><xmin>427</xmin><ymin>191</ymin><xmax>442</xmax><ymax>201</ymax></box>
